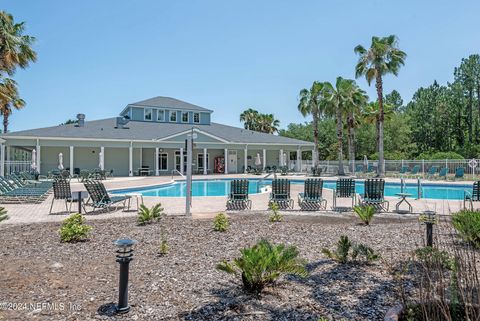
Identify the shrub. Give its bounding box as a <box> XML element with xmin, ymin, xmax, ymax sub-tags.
<box><xmin>216</xmin><ymin>239</ymin><xmax>308</xmax><ymax>295</ymax></box>
<box><xmin>269</xmin><ymin>202</ymin><xmax>283</xmax><ymax>223</ymax></box>
<box><xmin>59</xmin><ymin>213</ymin><xmax>92</xmax><ymax>243</ymax></box>
<box><xmin>353</xmin><ymin>205</ymin><xmax>375</xmax><ymax>225</ymax></box>
<box><xmin>213</xmin><ymin>212</ymin><xmax>229</xmax><ymax>232</ymax></box>
<box><xmin>159</xmin><ymin>228</ymin><xmax>169</xmax><ymax>256</ymax></box>
<box><xmin>0</xmin><ymin>207</ymin><xmax>8</xmax><ymax>222</ymax></box>
<box><xmin>322</xmin><ymin>235</ymin><xmax>380</xmax><ymax>264</ymax></box>
<box><xmin>414</xmin><ymin>246</ymin><xmax>453</xmax><ymax>270</ymax></box>
<box><xmin>452</xmin><ymin>210</ymin><xmax>480</xmax><ymax>248</ymax></box>
<box><xmin>137</xmin><ymin>203</ymin><xmax>164</xmax><ymax>225</ymax></box>
<box><xmin>416</xmin><ymin>151</ymin><xmax>464</xmax><ymax>160</ymax></box>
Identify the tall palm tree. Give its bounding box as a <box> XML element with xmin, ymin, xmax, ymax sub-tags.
<box><xmin>0</xmin><ymin>11</ymin><xmax>37</xmax><ymax>75</ymax></box>
<box><xmin>256</xmin><ymin>113</ymin><xmax>280</xmax><ymax>134</ymax></box>
<box><xmin>240</xmin><ymin>108</ymin><xmax>260</xmax><ymax>130</ymax></box>
<box><xmin>298</xmin><ymin>81</ymin><xmax>325</xmax><ymax>168</ymax></box>
<box><xmin>362</xmin><ymin>101</ymin><xmax>394</xmax><ymax>154</ymax></box>
<box><xmin>344</xmin><ymin>84</ymin><xmax>368</xmax><ymax>172</ymax></box>
<box><xmin>354</xmin><ymin>35</ymin><xmax>406</xmax><ymax>177</ymax></box>
<box><xmin>0</xmin><ymin>77</ymin><xmax>25</xmax><ymax>133</ymax></box>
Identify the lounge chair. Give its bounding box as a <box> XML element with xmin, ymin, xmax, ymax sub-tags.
<box><xmin>464</xmin><ymin>181</ymin><xmax>480</xmax><ymax>210</ymax></box>
<box><xmin>298</xmin><ymin>178</ymin><xmax>327</xmax><ymax>210</ymax></box>
<box><xmin>437</xmin><ymin>167</ymin><xmax>448</xmax><ymax>180</ymax></box>
<box><xmin>226</xmin><ymin>179</ymin><xmax>252</xmax><ymax>210</ymax></box>
<box><xmin>269</xmin><ymin>179</ymin><xmax>294</xmax><ymax>209</ymax></box>
<box><xmin>360</xmin><ymin>178</ymin><xmax>389</xmax><ymax>212</ymax></box>
<box><xmin>0</xmin><ymin>176</ymin><xmax>49</xmax><ymax>203</ymax></box>
<box><xmin>355</xmin><ymin>165</ymin><xmax>364</xmax><ymax>177</ymax></box>
<box><xmin>425</xmin><ymin>166</ymin><xmax>438</xmax><ymax>179</ymax></box>
<box><xmin>83</xmin><ymin>180</ymin><xmax>129</xmax><ymax>212</ymax></box>
<box><xmin>49</xmin><ymin>178</ymin><xmax>76</xmax><ymax>214</ymax></box>
<box><xmin>395</xmin><ymin>166</ymin><xmax>409</xmax><ymax>177</ymax></box>
<box><xmin>332</xmin><ymin>178</ymin><xmax>356</xmax><ymax>211</ymax></box>
<box><xmin>408</xmin><ymin>165</ymin><xmax>420</xmax><ymax>178</ymax></box>
<box><xmin>451</xmin><ymin>167</ymin><xmax>465</xmax><ymax>181</ymax></box>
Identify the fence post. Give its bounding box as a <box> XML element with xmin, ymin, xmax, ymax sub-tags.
<box><xmin>422</xmin><ymin>159</ymin><xmax>425</xmax><ymax>177</ymax></box>
<box><xmin>445</xmin><ymin>159</ymin><xmax>448</xmax><ymax>170</ymax></box>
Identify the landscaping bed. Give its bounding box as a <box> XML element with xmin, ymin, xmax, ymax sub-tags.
<box><xmin>0</xmin><ymin>213</ymin><xmax>423</xmax><ymax>320</ymax></box>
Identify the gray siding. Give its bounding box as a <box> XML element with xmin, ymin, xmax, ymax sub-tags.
<box><xmin>124</xmin><ymin>106</ymin><xmax>210</xmax><ymax>125</ymax></box>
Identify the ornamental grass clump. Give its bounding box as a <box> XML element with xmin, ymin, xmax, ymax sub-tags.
<box><xmin>216</xmin><ymin>239</ymin><xmax>308</xmax><ymax>295</ymax></box>
<box><xmin>321</xmin><ymin>235</ymin><xmax>379</xmax><ymax>264</ymax></box>
<box><xmin>353</xmin><ymin>205</ymin><xmax>375</xmax><ymax>225</ymax></box>
<box><xmin>59</xmin><ymin>213</ymin><xmax>92</xmax><ymax>243</ymax></box>
<box><xmin>137</xmin><ymin>203</ymin><xmax>164</xmax><ymax>225</ymax></box>
<box><xmin>0</xmin><ymin>207</ymin><xmax>8</xmax><ymax>222</ymax></box>
<box><xmin>159</xmin><ymin>228</ymin><xmax>169</xmax><ymax>256</ymax></box>
<box><xmin>213</xmin><ymin>212</ymin><xmax>229</xmax><ymax>232</ymax></box>
<box><xmin>451</xmin><ymin>209</ymin><xmax>480</xmax><ymax>248</ymax></box>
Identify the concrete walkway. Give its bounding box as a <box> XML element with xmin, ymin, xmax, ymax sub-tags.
<box><xmin>0</xmin><ymin>174</ymin><xmax>471</xmax><ymax>225</ymax></box>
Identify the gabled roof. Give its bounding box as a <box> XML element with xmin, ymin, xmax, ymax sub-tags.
<box><xmin>3</xmin><ymin>118</ymin><xmax>313</xmax><ymax>146</ymax></box>
<box><xmin>122</xmin><ymin>96</ymin><xmax>213</xmax><ymax>114</ymax></box>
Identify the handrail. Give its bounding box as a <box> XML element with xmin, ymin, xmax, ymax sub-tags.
<box><xmin>171</xmin><ymin>169</ymin><xmax>186</xmax><ymax>179</ymax></box>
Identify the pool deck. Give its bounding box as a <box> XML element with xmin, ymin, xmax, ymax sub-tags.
<box><xmin>0</xmin><ymin>174</ymin><xmax>474</xmax><ymax>225</ymax></box>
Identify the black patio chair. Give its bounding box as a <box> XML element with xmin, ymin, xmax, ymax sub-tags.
<box><xmin>298</xmin><ymin>178</ymin><xmax>327</xmax><ymax>210</ymax></box>
<box><xmin>269</xmin><ymin>179</ymin><xmax>294</xmax><ymax>209</ymax></box>
<box><xmin>464</xmin><ymin>181</ymin><xmax>480</xmax><ymax>210</ymax></box>
<box><xmin>360</xmin><ymin>178</ymin><xmax>389</xmax><ymax>212</ymax></box>
<box><xmin>332</xmin><ymin>178</ymin><xmax>356</xmax><ymax>211</ymax></box>
<box><xmin>226</xmin><ymin>179</ymin><xmax>252</xmax><ymax>210</ymax></box>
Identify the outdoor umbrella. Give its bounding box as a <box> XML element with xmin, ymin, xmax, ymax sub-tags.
<box><xmin>99</xmin><ymin>151</ymin><xmax>104</xmax><ymax>171</ymax></box>
<box><xmin>255</xmin><ymin>153</ymin><xmax>262</xmax><ymax>168</ymax></box>
<box><xmin>363</xmin><ymin>155</ymin><xmax>368</xmax><ymax>169</ymax></box>
<box><xmin>58</xmin><ymin>153</ymin><xmax>64</xmax><ymax>170</ymax></box>
<box><xmin>282</xmin><ymin>153</ymin><xmax>287</xmax><ymax>168</ymax></box>
<box><xmin>31</xmin><ymin>149</ymin><xmax>37</xmax><ymax>171</ymax></box>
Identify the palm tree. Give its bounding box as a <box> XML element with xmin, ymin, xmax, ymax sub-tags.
<box><xmin>0</xmin><ymin>77</ymin><xmax>25</xmax><ymax>133</ymax></box>
<box><xmin>257</xmin><ymin>113</ymin><xmax>280</xmax><ymax>134</ymax></box>
<box><xmin>362</xmin><ymin>101</ymin><xmax>394</xmax><ymax>156</ymax></box>
<box><xmin>354</xmin><ymin>35</ymin><xmax>406</xmax><ymax>177</ymax></box>
<box><xmin>0</xmin><ymin>11</ymin><xmax>37</xmax><ymax>75</ymax></box>
<box><xmin>240</xmin><ymin>108</ymin><xmax>260</xmax><ymax>130</ymax></box>
<box><xmin>298</xmin><ymin>81</ymin><xmax>325</xmax><ymax>168</ymax></box>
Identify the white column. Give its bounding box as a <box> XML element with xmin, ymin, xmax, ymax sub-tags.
<box><xmin>244</xmin><ymin>147</ymin><xmax>248</xmax><ymax>174</ymax></box>
<box><xmin>6</xmin><ymin>146</ymin><xmax>10</xmax><ymax>175</ymax></box>
<box><xmin>263</xmin><ymin>149</ymin><xmax>266</xmax><ymax>170</ymax></box>
<box><xmin>139</xmin><ymin>147</ymin><xmax>143</xmax><ymax>167</ymax></box>
<box><xmin>155</xmin><ymin>147</ymin><xmax>159</xmax><ymax>176</ymax></box>
<box><xmin>0</xmin><ymin>144</ymin><xmax>5</xmax><ymax>177</ymax></box>
<box><xmin>296</xmin><ymin>148</ymin><xmax>301</xmax><ymax>172</ymax></box>
<box><xmin>128</xmin><ymin>143</ymin><xmax>133</xmax><ymax>176</ymax></box>
<box><xmin>36</xmin><ymin>143</ymin><xmax>41</xmax><ymax>174</ymax></box>
<box><xmin>100</xmin><ymin>146</ymin><xmax>105</xmax><ymax>170</ymax></box>
<box><xmin>279</xmin><ymin>149</ymin><xmax>283</xmax><ymax>167</ymax></box>
<box><xmin>224</xmin><ymin>148</ymin><xmax>228</xmax><ymax>174</ymax></box>
<box><xmin>69</xmin><ymin>146</ymin><xmax>74</xmax><ymax>176</ymax></box>
<box><xmin>203</xmin><ymin>148</ymin><xmax>207</xmax><ymax>175</ymax></box>
<box><xmin>180</xmin><ymin>147</ymin><xmax>184</xmax><ymax>175</ymax></box>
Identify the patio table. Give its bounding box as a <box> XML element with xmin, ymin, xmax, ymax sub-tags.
<box><xmin>394</xmin><ymin>192</ymin><xmax>413</xmax><ymax>214</ymax></box>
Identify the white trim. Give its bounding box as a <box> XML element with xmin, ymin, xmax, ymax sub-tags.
<box><xmin>144</xmin><ymin>108</ymin><xmax>153</xmax><ymax>121</ymax></box>
<box><xmin>197</xmin><ymin>152</ymin><xmax>209</xmax><ymax>170</ymax></box>
<box><xmin>155</xmin><ymin>147</ymin><xmax>159</xmax><ymax>175</ymax></box>
<box><xmin>193</xmin><ymin>112</ymin><xmax>200</xmax><ymax>124</ymax></box>
<box><xmin>156</xmin><ymin>109</ymin><xmax>165</xmax><ymax>122</ymax></box>
<box><xmin>169</xmin><ymin>110</ymin><xmax>178</xmax><ymax>122</ymax></box>
<box><xmin>224</xmin><ymin>148</ymin><xmax>228</xmax><ymax>174</ymax></box>
<box><xmin>124</xmin><ymin>104</ymin><xmax>213</xmax><ymax>114</ymax></box>
<box><xmin>70</xmin><ymin>146</ymin><xmax>74</xmax><ymax>176</ymax></box>
<box><xmin>181</xmin><ymin>111</ymin><xmax>189</xmax><ymax>123</ymax></box>
<box><xmin>159</xmin><ymin>152</ymin><xmax>168</xmax><ymax>171</ymax></box>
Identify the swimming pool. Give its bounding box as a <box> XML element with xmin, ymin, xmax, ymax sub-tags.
<box><xmin>111</xmin><ymin>179</ymin><xmax>472</xmax><ymax>200</ymax></box>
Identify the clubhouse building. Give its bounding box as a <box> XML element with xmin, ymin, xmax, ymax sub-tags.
<box><xmin>0</xmin><ymin>97</ymin><xmax>313</xmax><ymax>177</ymax></box>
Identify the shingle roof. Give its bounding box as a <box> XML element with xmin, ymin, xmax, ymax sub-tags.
<box><xmin>126</xmin><ymin>96</ymin><xmax>213</xmax><ymax>113</ymax></box>
<box><xmin>3</xmin><ymin>118</ymin><xmax>312</xmax><ymax>146</ymax></box>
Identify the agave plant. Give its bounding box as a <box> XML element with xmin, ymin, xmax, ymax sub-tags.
<box><xmin>216</xmin><ymin>239</ymin><xmax>308</xmax><ymax>295</ymax></box>
<box><xmin>0</xmin><ymin>207</ymin><xmax>8</xmax><ymax>222</ymax></box>
<box><xmin>137</xmin><ymin>203</ymin><xmax>164</xmax><ymax>225</ymax></box>
<box><xmin>353</xmin><ymin>205</ymin><xmax>376</xmax><ymax>225</ymax></box>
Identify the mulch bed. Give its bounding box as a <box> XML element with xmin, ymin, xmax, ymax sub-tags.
<box><xmin>0</xmin><ymin>213</ymin><xmax>424</xmax><ymax>320</ymax></box>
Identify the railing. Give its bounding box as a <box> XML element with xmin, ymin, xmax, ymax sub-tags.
<box><xmin>171</xmin><ymin>169</ymin><xmax>185</xmax><ymax>179</ymax></box>
<box><xmin>4</xmin><ymin>161</ymin><xmax>32</xmax><ymax>176</ymax></box>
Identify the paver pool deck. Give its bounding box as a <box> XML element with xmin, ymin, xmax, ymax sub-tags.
<box><xmin>0</xmin><ymin>174</ymin><xmax>473</xmax><ymax>225</ymax></box>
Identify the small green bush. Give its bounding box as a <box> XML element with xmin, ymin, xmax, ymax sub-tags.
<box><xmin>353</xmin><ymin>205</ymin><xmax>375</xmax><ymax>225</ymax></box>
<box><xmin>414</xmin><ymin>246</ymin><xmax>453</xmax><ymax>270</ymax></box>
<box><xmin>322</xmin><ymin>235</ymin><xmax>380</xmax><ymax>264</ymax></box>
<box><xmin>213</xmin><ymin>212</ymin><xmax>229</xmax><ymax>232</ymax></box>
<box><xmin>416</xmin><ymin>151</ymin><xmax>464</xmax><ymax>160</ymax></box>
<box><xmin>452</xmin><ymin>210</ymin><xmax>480</xmax><ymax>248</ymax></box>
<box><xmin>269</xmin><ymin>202</ymin><xmax>283</xmax><ymax>223</ymax></box>
<box><xmin>159</xmin><ymin>229</ymin><xmax>169</xmax><ymax>256</ymax></box>
<box><xmin>137</xmin><ymin>203</ymin><xmax>164</xmax><ymax>225</ymax></box>
<box><xmin>216</xmin><ymin>239</ymin><xmax>308</xmax><ymax>295</ymax></box>
<box><xmin>0</xmin><ymin>207</ymin><xmax>8</xmax><ymax>222</ymax></box>
<box><xmin>59</xmin><ymin>213</ymin><xmax>92</xmax><ymax>243</ymax></box>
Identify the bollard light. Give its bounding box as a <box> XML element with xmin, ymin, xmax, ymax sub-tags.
<box><xmin>114</xmin><ymin>238</ymin><xmax>137</xmax><ymax>314</ymax></box>
<box><xmin>422</xmin><ymin>211</ymin><xmax>436</xmax><ymax>247</ymax></box>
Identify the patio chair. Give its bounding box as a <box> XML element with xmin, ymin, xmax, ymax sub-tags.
<box><xmin>79</xmin><ymin>170</ymin><xmax>91</xmax><ymax>182</ymax></box>
<box><xmin>49</xmin><ymin>178</ymin><xmax>75</xmax><ymax>214</ymax></box>
<box><xmin>464</xmin><ymin>181</ymin><xmax>480</xmax><ymax>210</ymax></box>
<box><xmin>226</xmin><ymin>179</ymin><xmax>252</xmax><ymax>210</ymax></box>
<box><xmin>395</xmin><ymin>166</ymin><xmax>409</xmax><ymax>177</ymax></box>
<box><xmin>298</xmin><ymin>178</ymin><xmax>327</xmax><ymax>210</ymax></box>
<box><xmin>0</xmin><ymin>176</ymin><xmax>49</xmax><ymax>203</ymax></box>
<box><xmin>269</xmin><ymin>179</ymin><xmax>294</xmax><ymax>209</ymax></box>
<box><xmin>83</xmin><ymin>179</ymin><xmax>129</xmax><ymax>212</ymax></box>
<box><xmin>425</xmin><ymin>166</ymin><xmax>438</xmax><ymax>179</ymax></box>
<box><xmin>451</xmin><ymin>167</ymin><xmax>465</xmax><ymax>181</ymax></box>
<box><xmin>355</xmin><ymin>165</ymin><xmax>364</xmax><ymax>177</ymax></box>
<box><xmin>360</xmin><ymin>178</ymin><xmax>389</xmax><ymax>212</ymax></box>
<box><xmin>332</xmin><ymin>178</ymin><xmax>356</xmax><ymax>211</ymax></box>
<box><xmin>437</xmin><ymin>167</ymin><xmax>448</xmax><ymax>180</ymax></box>
<box><xmin>408</xmin><ymin>165</ymin><xmax>420</xmax><ymax>178</ymax></box>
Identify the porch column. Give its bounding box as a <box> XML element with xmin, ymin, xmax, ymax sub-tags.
<box><xmin>6</xmin><ymin>146</ymin><xmax>10</xmax><ymax>175</ymax></box>
<box><xmin>69</xmin><ymin>146</ymin><xmax>74</xmax><ymax>176</ymax></box>
<box><xmin>0</xmin><ymin>144</ymin><xmax>5</xmax><ymax>177</ymax></box>
<box><xmin>128</xmin><ymin>143</ymin><xmax>133</xmax><ymax>176</ymax></box>
<box><xmin>244</xmin><ymin>146</ymin><xmax>248</xmax><ymax>174</ymax></box>
<box><xmin>224</xmin><ymin>148</ymin><xmax>228</xmax><ymax>174</ymax></box>
<box><xmin>296</xmin><ymin>148</ymin><xmax>301</xmax><ymax>172</ymax></box>
<box><xmin>180</xmin><ymin>147</ymin><xmax>184</xmax><ymax>175</ymax></box>
<box><xmin>203</xmin><ymin>148</ymin><xmax>207</xmax><ymax>175</ymax></box>
<box><xmin>263</xmin><ymin>149</ymin><xmax>266</xmax><ymax>170</ymax></box>
<box><xmin>139</xmin><ymin>147</ymin><xmax>143</xmax><ymax>167</ymax></box>
<box><xmin>279</xmin><ymin>149</ymin><xmax>283</xmax><ymax>167</ymax></box>
<box><xmin>155</xmin><ymin>147</ymin><xmax>159</xmax><ymax>176</ymax></box>
<box><xmin>100</xmin><ymin>146</ymin><xmax>105</xmax><ymax>170</ymax></box>
<box><xmin>36</xmin><ymin>143</ymin><xmax>41</xmax><ymax>174</ymax></box>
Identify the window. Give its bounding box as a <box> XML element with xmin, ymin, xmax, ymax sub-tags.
<box><xmin>170</xmin><ymin>111</ymin><xmax>177</xmax><ymax>122</ymax></box>
<box><xmin>197</xmin><ymin>153</ymin><xmax>209</xmax><ymax>170</ymax></box>
<box><xmin>159</xmin><ymin>153</ymin><xmax>168</xmax><ymax>171</ymax></box>
<box><xmin>182</xmin><ymin>111</ymin><xmax>189</xmax><ymax>123</ymax></box>
<box><xmin>157</xmin><ymin>109</ymin><xmax>165</xmax><ymax>121</ymax></box>
<box><xmin>193</xmin><ymin>112</ymin><xmax>200</xmax><ymax>123</ymax></box>
<box><xmin>144</xmin><ymin>108</ymin><xmax>152</xmax><ymax>121</ymax></box>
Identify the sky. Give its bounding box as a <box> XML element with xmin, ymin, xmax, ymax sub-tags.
<box><xmin>3</xmin><ymin>0</ymin><xmax>480</xmax><ymax>132</ymax></box>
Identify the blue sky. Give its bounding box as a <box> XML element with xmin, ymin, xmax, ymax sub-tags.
<box><xmin>4</xmin><ymin>0</ymin><xmax>480</xmax><ymax>132</ymax></box>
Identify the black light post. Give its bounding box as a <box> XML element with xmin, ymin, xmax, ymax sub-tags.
<box><xmin>114</xmin><ymin>238</ymin><xmax>137</xmax><ymax>314</ymax></box>
<box><xmin>423</xmin><ymin>211</ymin><xmax>436</xmax><ymax>247</ymax></box>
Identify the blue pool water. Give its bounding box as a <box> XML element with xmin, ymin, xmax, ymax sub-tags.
<box><xmin>111</xmin><ymin>179</ymin><xmax>472</xmax><ymax>200</ymax></box>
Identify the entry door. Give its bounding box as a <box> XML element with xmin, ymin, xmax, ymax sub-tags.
<box><xmin>228</xmin><ymin>150</ymin><xmax>237</xmax><ymax>173</ymax></box>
